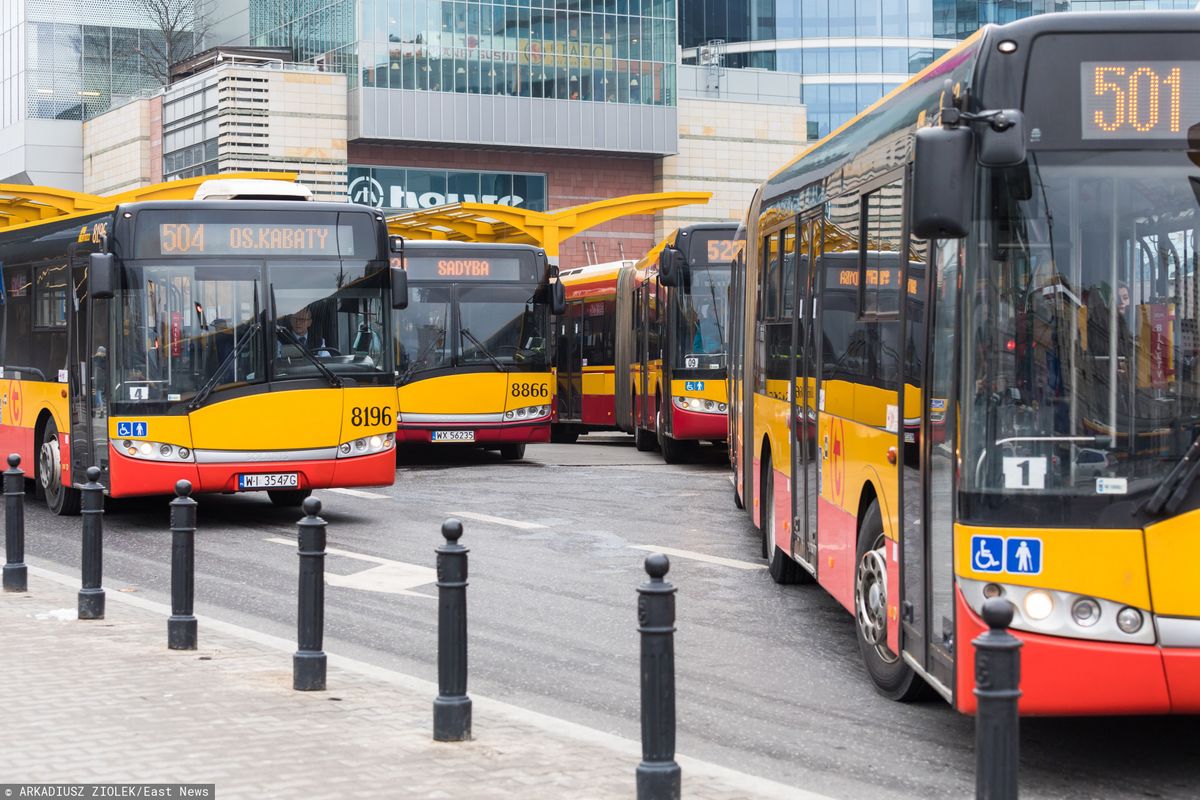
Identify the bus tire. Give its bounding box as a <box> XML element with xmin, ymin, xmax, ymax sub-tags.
<box><xmin>634</xmin><ymin>426</ymin><xmax>656</xmax><ymax>452</ymax></box>
<box><xmin>269</xmin><ymin>489</ymin><xmax>311</xmax><ymax>508</ymax></box>
<box><xmin>659</xmin><ymin>433</ymin><xmax>693</xmax><ymax>464</ymax></box>
<box><xmin>762</xmin><ymin>454</ymin><xmax>804</xmax><ymax>584</ymax></box>
<box><xmin>39</xmin><ymin>419</ymin><xmax>81</xmax><ymax>516</ymax></box>
<box><xmin>499</xmin><ymin>443</ymin><xmax>526</xmax><ymax>460</ymax></box>
<box><xmin>733</xmin><ymin>475</ymin><xmax>745</xmax><ymax>509</ymax></box>
<box><xmin>855</xmin><ymin>499</ymin><xmax>928</xmax><ymax>701</ymax></box>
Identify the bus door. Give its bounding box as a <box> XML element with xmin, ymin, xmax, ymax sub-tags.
<box><xmin>636</xmin><ymin>281</ymin><xmax>651</xmax><ymax>429</ymax></box>
<box><xmin>66</xmin><ymin>245</ymin><xmax>110</xmax><ymax>485</ymax></box>
<box><xmin>555</xmin><ymin>302</ymin><xmax>582</xmax><ymax>422</ymax></box>
<box><xmin>791</xmin><ymin>215</ymin><xmax>822</xmax><ymax>568</ymax></box>
<box><xmin>899</xmin><ymin>238</ymin><xmax>958</xmax><ymax>692</ymax></box>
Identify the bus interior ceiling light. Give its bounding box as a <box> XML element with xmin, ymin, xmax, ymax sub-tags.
<box><xmin>998</xmin><ymin>40</ymin><xmax>1018</xmax><ymax>53</ymax></box>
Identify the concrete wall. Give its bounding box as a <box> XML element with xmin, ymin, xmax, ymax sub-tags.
<box><xmin>0</xmin><ymin>119</ymin><xmax>84</xmax><ymax>188</ymax></box>
<box><xmin>82</xmin><ymin>97</ymin><xmax>161</xmax><ymax>195</ymax></box>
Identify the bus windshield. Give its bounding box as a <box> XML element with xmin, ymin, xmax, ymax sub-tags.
<box><xmin>962</xmin><ymin>151</ymin><xmax>1200</xmax><ymax>505</ymax></box>
<box><xmin>677</xmin><ymin>266</ymin><xmax>731</xmax><ymax>370</ymax></box>
<box><xmin>112</xmin><ymin>261</ymin><xmax>390</xmax><ymax>405</ymax></box>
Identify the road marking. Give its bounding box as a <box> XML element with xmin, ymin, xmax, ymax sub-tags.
<box><xmin>627</xmin><ymin>545</ymin><xmax>767</xmax><ymax>571</ymax></box>
<box><xmin>24</xmin><ymin>561</ymin><xmax>834</xmax><ymax>800</ymax></box>
<box><xmin>446</xmin><ymin>510</ymin><xmax>547</xmax><ymax>531</ymax></box>
<box><xmin>325</xmin><ymin>487</ymin><xmax>391</xmax><ymax>500</ymax></box>
<box><xmin>264</xmin><ymin>537</ymin><xmax>435</xmax><ymax>597</ymax></box>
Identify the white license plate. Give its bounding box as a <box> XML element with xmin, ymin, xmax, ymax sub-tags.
<box><xmin>238</xmin><ymin>472</ymin><xmax>299</xmax><ymax>490</ymax></box>
<box><xmin>431</xmin><ymin>430</ymin><xmax>475</xmax><ymax>443</ymax></box>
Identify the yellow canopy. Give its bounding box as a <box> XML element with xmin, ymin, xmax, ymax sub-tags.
<box><xmin>386</xmin><ymin>191</ymin><xmax>712</xmax><ymax>257</ymax></box>
<box><xmin>0</xmin><ymin>172</ymin><xmax>299</xmax><ymax>233</ymax></box>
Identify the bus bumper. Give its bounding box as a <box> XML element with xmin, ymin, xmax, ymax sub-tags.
<box><xmin>397</xmin><ymin>420</ymin><xmax>550</xmax><ymax>446</ymax></box>
<box><xmin>106</xmin><ymin>444</ymin><xmax>395</xmax><ymax>497</ymax></box>
<box><xmin>953</xmin><ymin>588</ymin><xmax>1200</xmax><ymax>714</ymax></box>
<box><xmin>671</xmin><ymin>407</ymin><xmax>727</xmax><ymax>441</ymax></box>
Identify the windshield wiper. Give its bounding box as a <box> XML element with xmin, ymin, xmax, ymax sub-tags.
<box><xmin>276</xmin><ymin>325</ymin><xmax>343</xmax><ymax>388</ymax></box>
<box><xmin>460</xmin><ymin>328</ymin><xmax>505</xmax><ymax>372</ymax></box>
<box><xmin>1143</xmin><ymin>433</ymin><xmax>1200</xmax><ymax>516</ymax></box>
<box><xmin>189</xmin><ymin>320</ymin><xmax>261</xmax><ymax>411</ymax></box>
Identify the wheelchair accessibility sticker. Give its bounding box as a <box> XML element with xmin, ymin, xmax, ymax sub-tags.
<box><xmin>685</xmin><ymin>381</ymin><xmax>705</xmax><ymax>392</ymax></box>
<box><xmin>116</xmin><ymin>421</ymin><xmax>149</xmax><ymax>439</ymax></box>
<box><xmin>971</xmin><ymin>535</ymin><xmax>1042</xmax><ymax>575</ymax></box>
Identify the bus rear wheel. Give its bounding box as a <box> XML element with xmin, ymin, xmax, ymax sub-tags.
<box><xmin>499</xmin><ymin>443</ymin><xmax>526</xmax><ymax>460</ymax></box>
<box><xmin>634</xmin><ymin>426</ymin><xmax>656</xmax><ymax>452</ymax></box>
<box><xmin>855</xmin><ymin>499</ymin><xmax>928</xmax><ymax>701</ymax></box>
<box><xmin>269</xmin><ymin>489</ymin><xmax>311</xmax><ymax>508</ymax></box>
<box><xmin>39</xmin><ymin>420</ymin><xmax>81</xmax><ymax>516</ymax></box>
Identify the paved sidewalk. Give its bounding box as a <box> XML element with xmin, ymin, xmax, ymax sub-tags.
<box><xmin>0</xmin><ymin>567</ymin><xmax>818</xmax><ymax>800</ymax></box>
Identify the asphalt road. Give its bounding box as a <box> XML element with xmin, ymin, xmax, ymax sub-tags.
<box><xmin>12</xmin><ymin>435</ymin><xmax>1200</xmax><ymax>799</ymax></box>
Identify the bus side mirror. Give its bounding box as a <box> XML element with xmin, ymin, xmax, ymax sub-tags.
<box><xmin>551</xmin><ymin>280</ymin><xmax>565</xmax><ymax>316</ymax></box>
<box><xmin>659</xmin><ymin>245</ymin><xmax>686</xmax><ymax>287</ymax></box>
<box><xmin>90</xmin><ymin>252</ymin><xmax>116</xmax><ymax>300</ymax></box>
<box><xmin>911</xmin><ymin>125</ymin><xmax>974</xmax><ymax>240</ymax></box>
<box><xmin>391</xmin><ymin>265</ymin><xmax>408</xmax><ymax>310</ymax></box>
<box><xmin>978</xmin><ymin>110</ymin><xmax>1026</xmax><ymax>168</ymax></box>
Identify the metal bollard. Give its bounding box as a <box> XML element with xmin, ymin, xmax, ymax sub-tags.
<box><xmin>2</xmin><ymin>454</ymin><xmax>27</xmax><ymax>593</ymax></box>
<box><xmin>78</xmin><ymin>466</ymin><xmax>105</xmax><ymax>620</ymax></box>
<box><xmin>433</xmin><ymin>518</ymin><xmax>471</xmax><ymax>741</ymax></box>
<box><xmin>293</xmin><ymin>496</ymin><xmax>327</xmax><ymax>691</ymax></box>
<box><xmin>637</xmin><ymin>553</ymin><xmax>680</xmax><ymax>800</ymax></box>
<box><xmin>168</xmin><ymin>480</ymin><xmax>198</xmax><ymax>650</ymax></box>
<box><xmin>974</xmin><ymin>597</ymin><xmax>1022</xmax><ymax>800</ymax></box>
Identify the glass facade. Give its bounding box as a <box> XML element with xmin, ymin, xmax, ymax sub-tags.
<box><xmin>251</xmin><ymin>0</ymin><xmax>358</xmax><ymax>69</ymax></box>
<box><xmin>680</xmin><ymin>0</ymin><xmax>1195</xmax><ymax>138</ymax></box>
<box><xmin>355</xmin><ymin>0</ymin><xmax>676</xmax><ymax>105</ymax></box>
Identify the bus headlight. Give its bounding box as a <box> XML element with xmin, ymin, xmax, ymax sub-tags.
<box><xmin>673</xmin><ymin>396</ymin><xmax>726</xmax><ymax>414</ymax></box>
<box><xmin>1023</xmin><ymin>590</ymin><xmax>1054</xmax><ymax>621</ymax></box>
<box><xmin>506</xmin><ymin>405</ymin><xmax>550</xmax><ymax>421</ymax></box>
<box><xmin>337</xmin><ymin>433</ymin><xmax>394</xmax><ymax>458</ymax></box>
<box><xmin>1117</xmin><ymin>607</ymin><xmax>1144</xmax><ymax>634</ymax></box>
<box><xmin>1071</xmin><ymin>597</ymin><xmax>1101</xmax><ymax>627</ymax></box>
<box><xmin>111</xmin><ymin>439</ymin><xmax>195</xmax><ymax>462</ymax></box>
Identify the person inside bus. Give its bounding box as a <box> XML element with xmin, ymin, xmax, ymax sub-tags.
<box><xmin>279</xmin><ymin>307</ymin><xmax>329</xmax><ymax>357</ymax></box>
<box><xmin>692</xmin><ymin>305</ymin><xmax>723</xmax><ymax>354</ymax></box>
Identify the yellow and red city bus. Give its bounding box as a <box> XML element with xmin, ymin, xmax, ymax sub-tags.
<box><xmin>552</xmin><ymin>260</ymin><xmax>631</xmax><ymax>442</ymax></box>
<box><xmin>731</xmin><ymin>12</ymin><xmax>1200</xmax><ymax>713</ymax></box>
<box><xmin>393</xmin><ymin>240</ymin><xmax>563</xmax><ymax>460</ymax></box>
<box><xmin>623</xmin><ymin>224</ymin><xmax>740</xmax><ymax>463</ymax></box>
<box><xmin>0</xmin><ymin>198</ymin><xmax>402</xmax><ymax>512</ymax></box>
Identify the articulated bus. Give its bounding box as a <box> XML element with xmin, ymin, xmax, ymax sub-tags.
<box><xmin>553</xmin><ymin>260</ymin><xmax>632</xmax><ymax>442</ymax></box>
<box><xmin>733</xmin><ymin>12</ymin><xmax>1200</xmax><ymax>714</ymax></box>
<box><xmin>0</xmin><ymin>197</ymin><xmax>402</xmax><ymax>512</ymax></box>
<box><xmin>393</xmin><ymin>240</ymin><xmax>563</xmax><ymax>460</ymax></box>
<box><xmin>553</xmin><ymin>225</ymin><xmax>739</xmax><ymax>461</ymax></box>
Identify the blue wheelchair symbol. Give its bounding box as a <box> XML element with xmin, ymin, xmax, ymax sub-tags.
<box><xmin>971</xmin><ymin>536</ymin><xmax>1005</xmax><ymax>573</ymax></box>
<box><xmin>685</xmin><ymin>381</ymin><xmax>705</xmax><ymax>392</ymax></box>
<box><xmin>1005</xmin><ymin>537</ymin><xmax>1042</xmax><ymax>575</ymax></box>
<box><xmin>116</xmin><ymin>421</ymin><xmax>148</xmax><ymax>439</ymax></box>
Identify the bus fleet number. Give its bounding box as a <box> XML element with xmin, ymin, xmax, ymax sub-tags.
<box><xmin>351</xmin><ymin>406</ymin><xmax>394</xmax><ymax>426</ymax></box>
<box><xmin>511</xmin><ymin>383</ymin><xmax>550</xmax><ymax>398</ymax></box>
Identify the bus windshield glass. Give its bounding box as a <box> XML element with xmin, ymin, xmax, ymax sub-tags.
<box><xmin>677</xmin><ymin>266</ymin><xmax>732</xmax><ymax>370</ymax></box>
<box><xmin>112</xmin><ymin>260</ymin><xmax>390</xmax><ymax>405</ymax></box>
<box><xmin>458</xmin><ymin>285</ymin><xmax>547</xmax><ymax>370</ymax></box>
<box><xmin>962</xmin><ymin>151</ymin><xmax>1200</xmax><ymax>508</ymax></box>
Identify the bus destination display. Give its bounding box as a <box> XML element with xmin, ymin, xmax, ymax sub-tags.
<box><xmin>1081</xmin><ymin>62</ymin><xmax>1200</xmax><ymax>140</ymax></box>
<box><xmin>404</xmin><ymin>256</ymin><xmax>525</xmax><ymax>281</ymax></box>
<box><xmin>157</xmin><ymin>223</ymin><xmax>343</xmax><ymax>255</ymax></box>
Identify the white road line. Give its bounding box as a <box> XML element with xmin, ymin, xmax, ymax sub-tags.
<box><xmin>264</xmin><ymin>537</ymin><xmax>435</xmax><ymax>597</ymax></box>
<box><xmin>325</xmin><ymin>487</ymin><xmax>391</xmax><ymax>500</ymax></box>
<box><xmin>628</xmin><ymin>545</ymin><xmax>767</xmax><ymax>571</ymax></box>
<box><xmin>446</xmin><ymin>510</ymin><xmax>548</xmax><ymax>531</ymax></box>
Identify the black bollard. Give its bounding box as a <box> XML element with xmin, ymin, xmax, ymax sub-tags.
<box><xmin>974</xmin><ymin>598</ymin><xmax>1022</xmax><ymax>800</ymax></box>
<box><xmin>637</xmin><ymin>553</ymin><xmax>680</xmax><ymax>800</ymax></box>
<box><xmin>2</xmin><ymin>454</ymin><xmax>27</xmax><ymax>593</ymax></box>
<box><xmin>168</xmin><ymin>480</ymin><xmax>198</xmax><ymax>650</ymax></box>
<box><xmin>293</xmin><ymin>496</ymin><xmax>326</xmax><ymax>691</ymax></box>
<box><xmin>433</xmin><ymin>518</ymin><xmax>471</xmax><ymax>742</ymax></box>
<box><xmin>78</xmin><ymin>466</ymin><xmax>105</xmax><ymax>620</ymax></box>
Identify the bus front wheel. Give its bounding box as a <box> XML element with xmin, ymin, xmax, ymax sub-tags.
<box><xmin>39</xmin><ymin>420</ymin><xmax>81</xmax><ymax>516</ymax></box>
<box><xmin>855</xmin><ymin>499</ymin><xmax>928</xmax><ymax>701</ymax></box>
<box><xmin>269</xmin><ymin>489</ymin><xmax>311</xmax><ymax>508</ymax></box>
<box><xmin>499</xmin><ymin>443</ymin><xmax>526</xmax><ymax>460</ymax></box>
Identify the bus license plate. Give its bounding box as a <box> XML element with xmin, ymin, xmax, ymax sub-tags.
<box><xmin>431</xmin><ymin>430</ymin><xmax>475</xmax><ymax>443</ymax></box>
<box><xmin>238</xmin><ymin>473</ymin><xmax>299</xmax><ymax>490</ymax></box>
